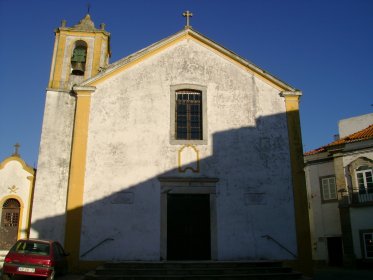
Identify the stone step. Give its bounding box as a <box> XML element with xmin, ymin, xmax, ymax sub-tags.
<box><xmin>101</xmin><ymin>261</ymin><xmax>283</xmax><ymax>269</ymax></box>
<box><xmin>84</xmin><ymin>261</ymin><xmax>303</xmax><ymax>280</ymax></box>
<box><xmin>85</xmin><ymin>272</ymin><xmax>302</xmax><ymax>280</ymax></box>
<box><xmin>93</xmin><ymin>267</ymin><xmax>292</xmax><ymax>276</ymax></box>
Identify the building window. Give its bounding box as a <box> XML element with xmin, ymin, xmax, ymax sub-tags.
<box><xmin>362</xmin><ymin>232</ymin><xmax>373</xmax><ymax>259</ymax></box>
<box><xmin>320</xmin><ymin>176</ymin><xmax>337</xmax><ymax>201</ymax></box>
<box><xmin>356</xmin><ymin>167</ymin><xmax>373</xmax><ymax>194</ymax></box>
<box><xmin>175</xmin><ymin>90</ymin><xmax>202</xmax><ymax>140</ymax></box>
<box><xmin>170</xmin><ymin>84</ymin><xmax>207</xmax><ymax>145</ymax></box>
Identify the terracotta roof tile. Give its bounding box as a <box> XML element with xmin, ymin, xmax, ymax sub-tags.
<box><xmin>304</xmin><ymin>124</ymin><xmax>373</xmax><ymax>156</ymax></box>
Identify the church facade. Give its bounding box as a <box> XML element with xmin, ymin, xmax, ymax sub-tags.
<box><xmin>28</xmin><ymin>13</ymin><xmax>311</xmax><ymax>272</ymax></box>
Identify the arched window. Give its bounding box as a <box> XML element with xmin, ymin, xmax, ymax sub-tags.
<box><xmin>71</xmin><ymin>40</ymin><xmax>87</xmax><ymax>76</ymax></box>
<box><xmin>0</xmin><ymin>198</ymin><xmax>21</xmax><ymax>249</ymax></box>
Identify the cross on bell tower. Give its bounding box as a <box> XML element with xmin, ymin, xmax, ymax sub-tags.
<box><xmin>183</xmin><ymin>10</ymin><xmax>193</xmax><ymax>29</ymax></box>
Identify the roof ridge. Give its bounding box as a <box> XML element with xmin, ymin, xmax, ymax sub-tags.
<box><xmin>81</xmin><ymin>27</ymin><xmax>297</xmax><ymax>91</ymax></box>
<box><xmin>304</xmin><ymin>123</ymin><xmax>373</xmax><ymax>156</ymax></box>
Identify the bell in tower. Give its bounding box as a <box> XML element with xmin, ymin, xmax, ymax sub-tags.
<box><xmin>71</xmin><ymin>42</ymin><xmax>87</xmax><ymax>76</ymax></box>
<box><xmin>48</xmin><ymin>14</ymin><xmax>111</xmax><ymax>90</ymax></box>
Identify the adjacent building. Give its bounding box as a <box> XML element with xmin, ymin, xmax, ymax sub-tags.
<box><xmin>304</xmin><ymin>113</ymin><xmax>373</xmax><ymax>266</ymax></box>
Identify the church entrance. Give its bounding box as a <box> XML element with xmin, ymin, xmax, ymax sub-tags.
<box><xmin>167</xmin><ymin>194</ymin><xmax>211</xmax><ymax>260</ymax></box>
<box><xmin>0</xmin><ymin>198</ymin><xmax>21</xmax><ymax>250</ymax></box>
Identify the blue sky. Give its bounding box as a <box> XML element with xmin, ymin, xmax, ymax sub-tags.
<box><xmin>0</xmin><ymin>0</ymin><xmax>372</xmax><ymax>166</ymax></box>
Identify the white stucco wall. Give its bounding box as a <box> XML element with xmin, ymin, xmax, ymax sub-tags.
<box><xmin>30</xmin><ymin>90</ymin><xmax>76</xmax><ymax>243</ymax></box>
<box><xmin>80</xmin><ymin>39</ymin><xmax>297</xmax><ymax>261</ymax></box>
<box><xmin>304</xmin><ymin>158</ymin><xmax>341</xmax><ymax>261</ymax></box>
<box><xmin>339</xmin><ymin>113</ymin><xmax>373</xmax><ymax>138</ymax></box>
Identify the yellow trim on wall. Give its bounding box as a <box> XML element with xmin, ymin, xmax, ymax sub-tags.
<box><xmin>0</xmin><ymin>156</ymin><xmax>35</xmax><ymax>175</ymax></box>
<box><xmin>92</xmin><ymin>34</ymin><xmax>104</xmax><ymax>77</ymax></box>
<box><xmin>64</xmin><ymin>86</ymin><xmax>95</xmax><ymax>271</ymax></box>
<box><xmin>26</xmin><ymin>175</ymin><xmax>35</xmax><ymax>238</ymax></box>
<box><xmin>178</xmin><ymin>145</ymin><xmax>200</xmax><ymax>173</ymax></box>
<box><xmin>49</xmin><ymin>29</ymin><xmax>109</xmax><ymax>90</ymax></box>
<box><xmin>90</xmin><ymin>35</ymin><xmax>187</xmax><ymax>86</ymax></box>
<box><xmin>88</xmin><ymin>31</ymin><xmax>293</xmax><ymax>92</ymax></box>
<box><xmin>187</xmin><ymin>33</ymin><xmax>287</xmax><ymax>91</ymax></box>
<box><xmin>50</xmin><ymin>33</ymin><xmax>66</xmax><ymax>89</ymax></box>
<box><xmin>0</xmin><ymin>156</ymin><xmax>35</xmax><ymax>241</ymax></box>
<box><xmin>281</xmin><ymin>92</ymin><xmax>313</xmax><ymax>276</ymax></box>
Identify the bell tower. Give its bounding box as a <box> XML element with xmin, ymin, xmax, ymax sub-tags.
<box><xmin>48</xmin><ymin>14</ymin><xmax>110</xmax><ymax>90</ymax></box>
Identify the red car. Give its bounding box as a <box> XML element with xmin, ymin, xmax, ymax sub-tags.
<box><xmin>2</xmin><ymin>239</ymin><xmax>69</xmax><ymax>280</ymax></box>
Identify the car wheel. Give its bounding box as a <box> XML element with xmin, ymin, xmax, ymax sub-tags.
<box><xmin>46</xmin><ymin>270</ymin><xmax>55</xmax><ymax>280</ymax></box>
<box><xmin>61</xmin><ymin>264</ymin><xmax>69</xmax><ymax>275</ymax></box>
<box><xmin>2</xmin><ymin>274</ymin><xmax>11</xmax><ymax>280</ymax></box>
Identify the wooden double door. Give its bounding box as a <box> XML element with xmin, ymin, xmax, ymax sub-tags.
<box><xmin>167</xmin><ymin>194</ymin><xmax>211</xmax><ymax>260</ymax></box>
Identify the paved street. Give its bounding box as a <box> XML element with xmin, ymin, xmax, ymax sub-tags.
<box><xmin>1</xmin><ymin>266</ymin><xmax>372</xmax><ymax>279</ymax></box>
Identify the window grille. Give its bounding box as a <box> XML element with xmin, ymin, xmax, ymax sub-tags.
<box><xmin>1</xmin><ymin>199</ymin><xmax>21</xmax><ymax>227</ymax></box>
<box><xmin>175</xmin><ymin>90</ymin><xmax>202</xmax><ymax>140</ymax></box>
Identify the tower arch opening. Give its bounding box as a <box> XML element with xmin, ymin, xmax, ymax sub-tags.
<box><xmin>71</xmin><ymin>40</ymin><xmax>87</xmax><ymax>76</ymax></box>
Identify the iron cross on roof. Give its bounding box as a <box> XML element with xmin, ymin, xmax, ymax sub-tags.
<box><xmin>183</xmin><ymin>10</ymin><xmax>193</xmax><ymax>28</ymax></box>
<box><xmin>13</xmin><ymin>143</ymin><xmax>20</xmax><ymax>156</ymax></box>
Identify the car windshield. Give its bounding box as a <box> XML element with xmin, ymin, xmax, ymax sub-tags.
<box><xmin>11</xmin><ymin>241</ymin><xmax>50</xmax><ymax>256</ymax></box>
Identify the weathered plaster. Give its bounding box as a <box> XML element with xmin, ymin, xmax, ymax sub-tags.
<box><xmin>30</xmin><ymin>90</ymin><xmax>76</xmax><ymax>243</ymax></box>
<box><xmin>78</xmin><ymin>39</ymin><xmax>296</xmax><ymax>261</ymax></box>
<box><xmin>304</xmin><ymin>160</ymin><xmax>342</xmax><ymax>261</ymax></box>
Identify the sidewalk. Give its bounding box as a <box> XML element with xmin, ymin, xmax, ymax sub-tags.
<box><xmin>313</xmin><ymin>267</ymin><xmax>372</xmax><ymax>280</ymax></box>
<box><xmin>1</xmin><ymin>266</ymin><xmax>372</xmax><ymax>279</ymax></box>
<box><xmin>50</xmin><ymin>267</ymin><xmax>373</xmax><ymax>280</ymax></box>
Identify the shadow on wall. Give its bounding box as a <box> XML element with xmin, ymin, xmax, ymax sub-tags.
<box><xmin>31</xmin><ymin>111</ymin><xmax>304</xmax><ymax>264</ymax></box>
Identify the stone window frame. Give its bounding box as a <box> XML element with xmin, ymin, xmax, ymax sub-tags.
<box><xmin>319</xmin><ymin>175</ymin><xmax>337</xmax><ymax>203</ymax></box>
<box><xmin>359</xmin><ymin>229</ymin><xmax>373</xmax><ymax>259</ymax></box>
<box><xmin>170</xmin><ymin>84</ymin><xmax>207</xmax><ymax>145</ymax></box>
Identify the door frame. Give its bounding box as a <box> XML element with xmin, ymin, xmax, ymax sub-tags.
<box><xmin>159</xmin><ymin>177</ymin><xmax>218</xmax><ymax>261</ymax></box>
<box><xmin>326</xmin><ymin>236</ymin><xmax>343</xmax><ymax>266</ymax></box>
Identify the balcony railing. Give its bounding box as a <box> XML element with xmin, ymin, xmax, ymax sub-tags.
<box><xmin>339</xmin><ymin>191</ymin><xmax>373</xmax><ymax>207</ymax></box>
